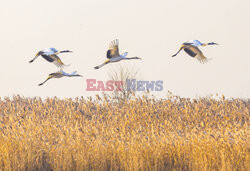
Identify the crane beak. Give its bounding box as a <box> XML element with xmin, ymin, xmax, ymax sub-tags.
<box><xmin>183</xmin><ymin>42</ymin><xmax>193</xmax><ymax>45</ymax></box>
<box><xmin>60</xmin><ymin>50</ymin><xmax>73</xmax><ymax>53</ymax></box>
<box><xmin>208</xmin><ymin>42</ymin><xmax>219</xmax><ymax>45</ymax></box>
<box><xmin>64</xmin><ymin>50</ymin><xmax>73</xmax><ymax>53</ymax></box>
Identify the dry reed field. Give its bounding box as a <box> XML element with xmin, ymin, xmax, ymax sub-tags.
<box><xmin>0</xmin><ymin>95</ymin><xmax>249</xmax><ymax>170</ymax></box>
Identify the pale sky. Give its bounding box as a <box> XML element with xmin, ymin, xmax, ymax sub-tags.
<box><xmin>0</xmin><ymin>0</ymin><xmax>249</xmax><ymax>99</ymax></box>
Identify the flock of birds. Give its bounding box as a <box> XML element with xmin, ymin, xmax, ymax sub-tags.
<box><xmin>29</xmin><ymin>39</ymin><xmax>218</xmax><ymax>86</ymax></box>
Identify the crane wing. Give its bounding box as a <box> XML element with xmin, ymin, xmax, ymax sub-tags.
<box><xmin>50</xmin><ymin>54</ymin><xmax>65</xmax><ymax>68</ymax></box>
<box><xmin>184</xmin><ymin>47</ymin><xmax>197</xmax><ymax>57</ymax></box>
<box><xmin>107</xmin><ymin>39</ymin><xmax>120</xmax><ymax>59</ymax></box>
<box><xmin>184</xmin><ymin>46</ymin><xmax>209</xmax><ymax>63</ymax></box>
<box><xmin>41</xmin><ymin>54</ymin><xmax>55</xmax><ymax>62</ymax></box>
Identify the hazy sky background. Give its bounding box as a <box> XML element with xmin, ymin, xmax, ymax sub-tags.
<box><xmin>0</xmin><ymin>0</ymin><xmax>249</xmax><ymax>99</ymax></box>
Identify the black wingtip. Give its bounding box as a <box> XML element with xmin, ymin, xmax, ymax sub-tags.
<box><xmin>94</xmin><ymin>66</ymin><xmax>99</xmax><ymax>69</ymax></box>
<box><xmin>29</xmin><ymin>60</ymin><xmax>33</xmax><ymax>63</ymax></box>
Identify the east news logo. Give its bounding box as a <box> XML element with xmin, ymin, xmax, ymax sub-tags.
<box><xmin>86</xmin><ymin>79</ymin><xmax>163</xmax><ymax>91</ymax></box>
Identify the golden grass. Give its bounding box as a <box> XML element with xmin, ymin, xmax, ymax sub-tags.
<box><xmin>0</xmin><ymin>95</ymin><xmax>249</xmax><ymax>170</ymax></box>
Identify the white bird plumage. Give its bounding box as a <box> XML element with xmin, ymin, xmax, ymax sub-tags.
<box><xmin>172</xmin><ymin>40</ymin><xmax>218</xmax><ymax>63</ymax></box>
<box><xmin>94</xmin><ymin>39</ymin><xmax>141</xmax><ymax>69</ymax></box>
<box><xmin>42</xmin><ymin>48</ymin><xmax>59</xmax><ymax>55</ymax></box>
<box><xmin>31</xmin><ymin>39</ymin><xmax>220</xmax><ymax>86</ymax></box>
<box><xmin>29</xmin><ymin>48</ymin><xmax>72</xmax><ymax>68</ymax></box>
<box><xmin>38</xmin><ymin>70</ymin><xmax>82</xmax><ymax>86</ymax></box>
<box><xmin>186</xmin><ymin>40</ymin><xmax>204</xmax><ymax>47</ymax></box>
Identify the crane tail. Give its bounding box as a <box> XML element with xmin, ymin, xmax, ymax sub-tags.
<box><xmin>196</xmin><ymin>56</ymin><xmax>211</xmax><ymax>64</ymax></box>
<box><xmin>53</xmin><ymin>60</ymin><xmax>70</xmax><ymax>69</ymax></box>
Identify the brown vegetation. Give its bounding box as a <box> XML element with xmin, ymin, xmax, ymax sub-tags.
<box><xmin>0</xmin><ymin>95</ymin><xmax>248</xmax><ymax>170</ymax></box>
